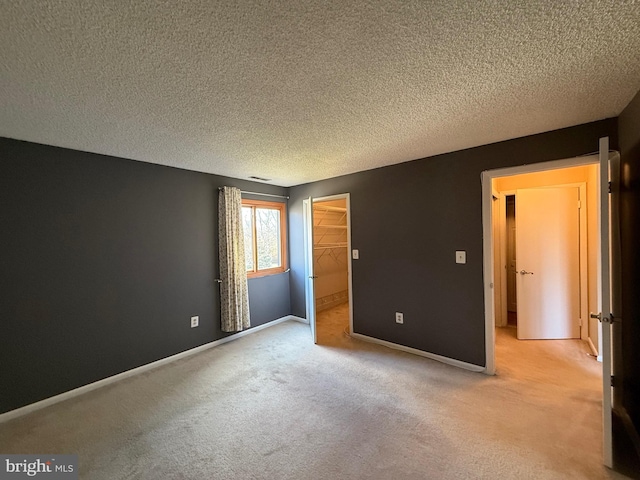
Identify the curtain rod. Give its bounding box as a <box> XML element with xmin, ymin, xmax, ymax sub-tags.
<box><xmin>218</xmin><ymin>187</ymin><xmax>289</xmax><ymax>199</ymax></box>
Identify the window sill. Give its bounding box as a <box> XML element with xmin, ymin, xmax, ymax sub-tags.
<box><xmin>247</xmin><ymin>268</ymin><xmax>289</xmax><ymax>280</ymax></box>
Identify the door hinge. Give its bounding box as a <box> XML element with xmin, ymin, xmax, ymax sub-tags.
<box><xmin>577</xmin><ymin>200</ymin><xmax>581</xmax><ymax>209</ymax></box>
<box><xmin>611</xmin><ymin>375</ymin><xmax>615</xmax><ymax>388</ymax></box>
<box><xmin>608</xmin><ymin>181</ymin><xmax>612</xmax><ymax>194</ymax></box>
<box><xmin>612</xmin><ymin>314</ymin><xmax>621</xmax><ymax>324</ymax></box>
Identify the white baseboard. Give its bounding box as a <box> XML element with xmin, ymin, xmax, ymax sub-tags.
<box><xmin>587</xmin><ymin>337</ymin><xmax>601</xmax><ymax>361</ymax></box>
<box><xmin>290</xmin><ymin>315</ymin><xmax>308</xmax><ymax>324</ymax></box>
<box><xmin>0</xmin><ymin>315</ymin><xmax>299</xmax><ymax>424</ymax></box>
<box><xmin>350</xmin><ymin>332</ymin><xmax>485</xmax><ymax>373</ymax></box>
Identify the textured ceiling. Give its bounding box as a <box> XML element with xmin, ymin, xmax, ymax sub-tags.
<box><xmin>1</xmin><ymin>1</ymin><xmax>640</xmax><ymax>186</ymax></box>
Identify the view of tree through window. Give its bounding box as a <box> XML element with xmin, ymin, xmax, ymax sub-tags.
<box><xmin>241</xmin><ymin>200</ymin><xmax>286</xmax><ymax>277</ymax></box>
<box><xmin>255</xmin><ymin>208</ymin><xmax>281</xmax><ymax>269</ymax></box>
<box><xmin>241</xmin><ymin>207</ymin><xmax>254</xmax><ymax>272</ymax></box>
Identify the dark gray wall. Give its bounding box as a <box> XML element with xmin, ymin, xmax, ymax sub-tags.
<box><xmin>614</xmin><ymin>89</ymin><xmax>640</xmax><ymax>477</ymax></box>
<box><xmin>289</xmin><ymin>119</ymin><xmax>618</xmax><ymax>367</ymax></box>
<box><xmin>0</xmin><ymin>138</ymin><xmax>290</xmax><ymax>414</ymax></box>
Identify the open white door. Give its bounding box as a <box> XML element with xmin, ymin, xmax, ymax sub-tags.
<box><xmin>302</xmin><ymin>198</ymin><xmax>317</xmax><ymax>343</ymax></box>
<box><xmin>516</xmin><ymin>186</ymin><xmax>581</xmax><ymax>340</ymax></box>
<box><xmin>595</xmin><ymin>137</ymin><xmax>613</xmax><ymax>467</ymax></box>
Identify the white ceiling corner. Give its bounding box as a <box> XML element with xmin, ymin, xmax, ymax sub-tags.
<box><xmin>1</xmin><ymin>1</ymin><xmax>640</xmax><ymax>186</ymax></box>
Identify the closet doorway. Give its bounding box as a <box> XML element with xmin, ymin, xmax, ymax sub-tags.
<box><xmin>303</xmin><ymin>194</ymin><xmax>353</xmax><ymax>345</ymax></box>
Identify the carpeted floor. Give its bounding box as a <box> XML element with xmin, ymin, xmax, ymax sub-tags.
<box><xmin>0</xmin><ymin>305</ymin><xmax>627</xmax><ymax>479</ymax></box>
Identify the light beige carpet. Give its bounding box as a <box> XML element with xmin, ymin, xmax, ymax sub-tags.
<box><xmin>0</xmin><ymin>305</ymin><xmax>628</xmax><ymax>479</ymax></box>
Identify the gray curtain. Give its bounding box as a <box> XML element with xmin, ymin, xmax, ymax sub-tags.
<box><xmin>218</xmin><ymin>186</ymin><xmax>250</xmax><ymax>332</ymax></box>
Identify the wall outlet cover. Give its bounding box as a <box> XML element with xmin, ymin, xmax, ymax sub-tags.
<box><xmin>395</xmin><ymin>312</ymin><xmax>404</xmax><ymax>324</ymax></box>
<box><xmin>191</xmin><ymin>316</ymin><xmax>199</xmax><ymax>328</ymax></box>
<box><xmin>352</xmin><ymin>249</ymin><xmax>359</xmax><ymax>259</ymax></box>
<box><xmin>455</xmin><ymin>251</ymin><xmax>466</xmax><ymax>264</ymax></box>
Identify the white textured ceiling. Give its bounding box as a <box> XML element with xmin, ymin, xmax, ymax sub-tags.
<box><xmin>1</xmin><ymin>1</ymin><xmax>640</xmax><ymax>186</ymax></box>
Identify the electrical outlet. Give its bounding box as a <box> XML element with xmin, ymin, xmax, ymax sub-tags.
<box><xmin>352</xmin><ymin>249</ymin><xmax>359</xmax><ymax>259</ymax></box>
<box><xmin>395</xmin><ymin>312</ymin><xmax>404</xmax><ymax>324</ymax></box>
<box><xmin>191</xmin><ymin>316</ymin><xmax>199</xmax><ymax>328</ymax></box>
<box><xmin>456</xmin><ymin>251</ymin><xmax>466</xmax><ymax>264</ymax></box>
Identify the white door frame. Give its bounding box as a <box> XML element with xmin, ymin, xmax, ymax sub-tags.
<box><xmin>303</xmin><ymin>198</ymin><xmax>317</xmax><ymax>342</ymax></box>
<box><xmin>481</xmin><ymin>154</ymin><xmax>599</xmax><ymax>375</ymax></box>
<box><xmin>303</xmin><ymin>193</ymin><xmax>354</xmax><ymax>338</ymax></box>
<box><xmin>491</xmin><ymin>190</ymin><xmax>506</xmax><ymax>327</ymax></box>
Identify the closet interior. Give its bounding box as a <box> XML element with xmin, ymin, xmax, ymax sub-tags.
<box><xmin>313</xmin><ymin>198</ymin><xmax>350</xmax><ymax>338</ymax></box>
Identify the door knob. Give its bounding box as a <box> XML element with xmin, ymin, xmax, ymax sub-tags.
<box><xmin>519</xmin><ymin>270</ymin><xmax>534</xmax><ymax>275</ymax></box>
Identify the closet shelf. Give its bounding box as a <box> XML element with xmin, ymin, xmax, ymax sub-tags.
<box><xmin>313</xmin><ymin>205</ymin><xmax>347</xmax><ymax>213</ymax></box>
<box><xmin>313</xmin><ymin>202</ymin><xmax>348</xmax><ymax>261</ymax></box>
<box><xmin>314</xmin><ymin>224</ymin><xmax>348</xmax><ymax>229</ymax></box>
<box><xmin>314</xmin><ymin>243</ymin><xmax>348</xmax><ymax>249</ymax></box>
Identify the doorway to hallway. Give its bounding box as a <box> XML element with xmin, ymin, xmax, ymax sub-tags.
<box><xmin>492</xmin><ymin>165</ymin><xmax>598</xmax><ymax>348</ymax></box>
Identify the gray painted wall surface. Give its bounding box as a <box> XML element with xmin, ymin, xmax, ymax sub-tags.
<box><xmin>289</xmin><ymin>119</ymin><xmax>618</xmax><ymax>367</ymax></box>
<box><xmin>0</xmin><ymin>138</ymin><xmax>290</xmax><ymax>414</ymax></box>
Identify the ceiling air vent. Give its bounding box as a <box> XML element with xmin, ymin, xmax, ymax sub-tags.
<box><xmin>248</xmin><ymin>176</ymin><xmax>271</xmax><ymax>182</ymax></box>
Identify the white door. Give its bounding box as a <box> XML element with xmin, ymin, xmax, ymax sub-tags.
<box><xmin>516</xmin><ymin>186</ymin><xmax>580</xmax><ymax>340</ymax></box>
<box><xmin>596</xmin><ymin>137</ymin><xmax>613</xmax><ymax>467</ymax></box>
<box><xmin>303</xmin><ymin>198</ymin><xmax>317</xmax><ymax>343</ymax></box>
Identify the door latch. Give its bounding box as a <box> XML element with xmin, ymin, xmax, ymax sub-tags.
<box><xmin>589</xmin><ymin>312</ymin><xmax>617</xmax><ymax>324</ymax></box>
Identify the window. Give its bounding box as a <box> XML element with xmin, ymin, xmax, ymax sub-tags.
<box><xmin>241</xmin><ymin>199</ymin><xmax>287</xmax><ymax>277</ymax></box>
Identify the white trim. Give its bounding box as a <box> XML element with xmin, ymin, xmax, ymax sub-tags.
<box><xmin>0</xmin><ymin>315</ymin><xmax>300</xmax><ymax>424</ymax></box>
<box><xmin>484</xmin><ymin>155</ymin><xmax>598</xmax><ymax>179</ymax></box>
<box><xmin>490</xmin><ymin>192</ymin><xmax>504</xmax><ymax>327</ymax></box>
<box><xmin>482</xmin><ymin>154</ymin><xmax>599</xmax><ymax>377</ymax></box>
<box><xmin>302</xmin><ymin>198</ymin><xmax>317</xmax><ymax>342</ymax></box>
<box><xmin>346</xmin><ymin>194</ymin><xmax>354</xmax><ymax>337</ymax></box>
<box><xmin>578</xmin><ymin>183</ymin><xmax>589</xmax><ymax>341</ymax></box>
<box><xmin>588</xmin><ymin>337</ymin><xmax>600</xmax><ymax>359</ymax></box>
<box><xmin>350</xmin><ymin>333</ymin><xmax>485</xmax><ymax>372</ymax></box>
<box><xmin>481</xmin><ymin>170</ymin><xmax>496</xmax><ymax>375</ymax></box>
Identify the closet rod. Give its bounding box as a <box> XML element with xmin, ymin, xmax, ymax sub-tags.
<box><xmin>218</xmin><ymin>187</ymin><xmax>289</xmax><ymax>199</ymax></box>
